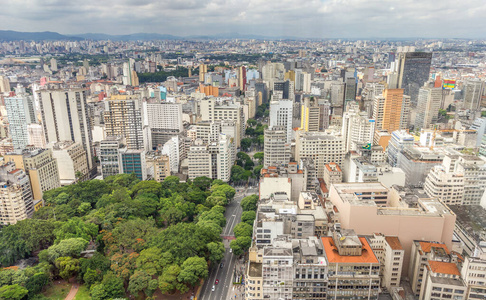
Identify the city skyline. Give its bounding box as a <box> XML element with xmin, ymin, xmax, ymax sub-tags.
<box><xmin>1</xmin><ymin>0</ymin><xmax>485</xmax><ymax>39</ymax></box>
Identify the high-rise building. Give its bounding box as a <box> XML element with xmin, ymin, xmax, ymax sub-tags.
<box><xmin>5</xmin><ymin>95</ymin><xmax>36</xmax><ymax>150</ymax></box>
<box><xmin>415</xmin><ymin>86</ymin><xmax>442</xmax><ymax>129</ymax></box>
<box><xmin>318</xmin><ymin>100</ymin><xmax>331</xmax><ymax>130</ymax></box>
<box><xmin>463</xmin><ymin>79</ymin><xmax>483</xmax><ymax>110</ymax></box>
<box><xmin>269</xmin><ymin>99</ymin><xmax>293</xmax><ymax>143</ymax></box>
<box><xmin>344</xmin><ymin>76</ymin><xmax>357</xmax><ymax>104</ymax></box>
<box><xmin>5</xmin><ymin>149</ymin><xmax>60</xmax><ymax>201</ymax></box>
<box><xmin>27</xmin><ymin>124</ymin><xmax>47</xmax><ymax>148</ymax></box>
<box><xmin>295</xmin><ymin>130</ymin><xmax>345</xmax><ymax>178</ymax></box>
<box><xmin>146</xmin><ymin>152</ymin><xmax>170</xmax><ymax>182</ymax></box>
<box><xmin>144</xmin><ymin>101</ymin><xmax>183</xmax><ymax>149</ymax></box>
<box><xmin>0</xmin><ymin>75</ymin><xmax>11</xmax><ymax>93</ymax></box>
<box><xmin>424</xmin><ymin>165</ymin><xmax>464</xmax><ymax>205</ymax></box>
<box><xmin>104</xmin><ymin>95</ymin><xmax>144</xmax><ymax>150</ymax></box>
<box><xmin>373</xmin><ymin>89</ymin><xmax>410</xmax><ymax>133</ymax></box>
<box><xmin>264</xmin><ymin>126</ymin><xmax>290</xmax><ymax>168</ymax></box>
<box><xmin>0</xmin><ymin>162</ymin><xmax>34</xmax><ymax>225</ymax></box>
<box><xmin>300</xmin><ymin>97</ymin><xmax>320</xmax><ymax>132</ymax></box>
<box><xmin>396</xmin><ymin>52</ymin><xmax>432</xmax><ymax>106</ymax></box>
<box><xmin>50</xmin><ymin>58</ymin><xmax>58</xmax><ymax>71</ymax></box>
<box><xmin>273</xmin><ymin>80</ymin><xmax>294</xmax><ymax>100</ymax></box>
<box><xmin>342</xmin><ymin>110</ymin><xmax>376</xmax><ymax>152</ymax></box>
<box><xmin>37</xmin><ymin>89</ymin><xmax>94</xmax><ymax>169</ymax></box>
<box><xmin>238</xmin><ymin>66</ymin><xmax>247</xmax><ymax>91</ymax></box>
<box><xmin>99</xmin><ymin>138</ymin><xmax>123</xmax><ymax>179</ymax></box>
<box><xmin>199</xmin><ymin>64</ymin><xmax>207</xmax><ymax>82</ymax></box>
<box><xmin>387</xmin><ymin>130</ymin><xmax>414</xmax><ymax>167</ymax></box>
<box><xmin>48</xmin><ymin>141</ymin><xmax>89</xmax><ymax>185</ymax></box>
<box><xmin>120</xmin><ymin>148</ymin><xmax>147</xmax><ymax>180</ymax></box>
<box><xmin>188</xmin><ymin>139</ymin><xmax>212</xmax><ymax>180</ymax></box>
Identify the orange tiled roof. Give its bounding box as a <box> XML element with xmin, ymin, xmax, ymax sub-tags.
<box><xmin>321</xmin><ymin>237</ymin><xmax>379</xmax><ymax>264</ymax></box>
<box><xmin>419</xmin><ymin>242</ymin><xmax>450</xmax><ymax>254</ymax></box>
<box><xmin>385</xmin><ymin>236</ymin><xmax>403</xmax><ymax>250</ymax></box>
<box><xmin>318</xmin><ymin>178</ymin><xmax>328</xmax><ymax>193</ymax></box>
<box><xmin>428</xmin><ymin>260</ymin><xmax>460</xmax><ymax>276</ymax></box>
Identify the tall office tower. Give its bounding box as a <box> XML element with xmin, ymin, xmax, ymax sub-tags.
<box><xmin>5</xmin><ymin>95</ymin><xmax>36</xmax><ymax>150</ymax></box>
<box><xmin>264</xmin><ymin>126</ymin><xmax>290</xmax><ymax>168</ymax></box>
<box><xmin>456</xmin><ymin>155</ymin><xmax>486</xmax><ymax>206</ymax></box>
<box><xmin>120</xmin><ymin>148</ymin><xmax>147</xmax><ymax>180</ymax></box>
<box><xmin>273</xmin><ymin>80</ymin><xmax>294</xmax><ymax>100</ymax></box>
<box><xmin>122</xmin><ymin>58</ymin><xmax>138</xmax><ymax>86</ymax></box>
<box><xmin>300</xmin><ymin>97</ymin><xmax>320</xmax><ymax>132</ymax></box>
<box><xmin>199</xmin><ymin>64</ymin><xmax>207</xmax><ymax>82</ymax></box>
<box><xmin>387</xmin><ymin>130</ymin><xmax>414</xmax><ymax>167</ymax></box>
<box><xmin>5</xmin><ymin>149</ymin><xmax>60</xmax><ymax>201</ymax></box>
<box><xmin>295</xmin><ymin>130</ymin><xmax>345</xmax><ymax>178</ymax></box>
<box><xmin>143</xmin><ymin>101</ymin><xmax>183</xmax><ymax>149</ymax></box>
<box><xmin>330</xmin><ymin>82</ymin><xmax>345</xmax><ymax>105</ymax></box>
<box><xmin>269</xmin><ymin>99</ymin><xmax>293</xmax><ymax>143</ymax></box>
<box><xmin>0</xmin><ymin>162</ymin><xmax>34</xmax><ymax>225</ymax></box>
<box><xmin>104</xmin><ymin>95</ymin><xmax>144</xmax><ymax>150</ymax></box>
<box><xmin>342</xmin><ymin>111</ymin><xmax>376</xmax><ymax>152</ymax></box>
<box><xmin>238</xmin><ymin>66</ymin><xmax>247</xmax><ymax>92</ymax></box>
<box><xmin>37</xmin><ymin>89</ymin><xmax>94</xmax><ymax>169</ymax></box>
<box><xmin>318</xmin><ymin>100</ymin><xmax>331</xmax><ymax>130</ymax></box>
<box><xmin>396</xmin><ymin>52</ymin><xmax>432</xmax><ymax>106</ymax></box>
<box><xmin>255</xmin><ymin>81</ymin><xmax>268</xmax><ymax>104</ymax></box>
<box><xmin>463</xmin><ymin>80</ymin><xmax>483</xmax><ymax>110</ymax></box>
<box><xmin>372</xmin><ymin>89</ymin><xmax>410</xmax><ymax>133</ymax></box>
<box><xmin>0</xmin><ymin>75</ymin><xmax>11</xmax><ymax>92</ymax></box>
<box><xmin>50</xmin><ymin>58</ymin><xmax>58</xmax><ymax>71</ymax></box>
<box><xmin>262</xmin><ymin>62</ymin><xmax>285</xmax><ymax>90</ymax></box>
<box><xmin>27</xmin><ymin>124</ymin><xmax>47</xmax><ymax>148</ymax></box>
<box><xmin>48</xmin><ymin>141</ymin><xmax>89</xmax><ymax>184</ymax></box>
<box><xmin>161</xmin><ymin>136</ymin><xmax>181</xmax><ymax>173</ymax></box>
<box><xmin>470</xmin><ymin>117</ymin><xmax>486</xmax><ymax>147</ymax></box>
<box><xmin>216</xmin><ymin>134</ymin><xmax>233</xmax><ymax>182</ymax></box>
<box><xmin>199</xmin><ymin>98</ymin><xmax>245</xmax><ymax>147</ymax></box>
<box><xmin>344</xmin><ymin>76</ymin><xmax>357</xmax><ymax>105</ymax></box>
<box><xmin>415</xmin><ymin>86</ymin><xmax>442</xmax><ymax>129</ymax></box>
<box><xmin>99</xmin><ymin>138</ymin><xmax>123</xmax><ymax>179</ymax></box>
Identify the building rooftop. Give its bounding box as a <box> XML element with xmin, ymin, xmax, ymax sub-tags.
<box><xmin>322</xmin><ymin>237</ymin><xmax>379</xmax><ymax>264</ymax></box>
<box><xmin>418</xmin><ymin>241</ymin><xmax>450</xmax><ymax>255</ymax></box>
<box><xmin>428</xmin><ymin>260</ymin><xmax>461</xmax><ymax>276</ymax></box>
<box><xmin>429</xmin><ymin>275</ymin><xmax>465</xmax><ymax>287</ymax></box>
<box><xmin>385</xmin><ymin>236</ymin><xmax>403</xmax><ymax>251</ymax></box>
<box><xmin>248</xmin><ymin>262</ymin><xmax>262</xmax><ymax>278</ymax></box>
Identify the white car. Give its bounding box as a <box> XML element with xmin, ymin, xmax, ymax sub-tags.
<box><xmin>211</xmin><ymin>285</ymin><xmax>215</xmax><ymax>292</ymax></box>
<box><xmin>229</xmin><ymin>248</ymin><xmax>233</xmax><ymax>253</ymax></box>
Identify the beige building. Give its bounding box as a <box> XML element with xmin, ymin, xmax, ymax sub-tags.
<box><xmin>329</xmin><ymin>182</ymin><xmax>456</xmax><ymax>275</ymax></box>
<box><xmin>263</xmin><ymin>126</ymin><xmax>290</xmax><ymax>168</ymax></box>
<box><xmin>0</xmin><ymin>162</ymin><xmax>34</xmax><ymax>225</ymax></box>
<box><xmin>27</xmin><ymin>124</ymin><xmax>46</xmax><ymax>148</ymax></box>
<box><xmin>48</xmin><ymin>141</ymin><xmax>89</xmax><ymax>185</ymax></box>
<box><xmin>295</xmin><ymin>130</ymin><xmax>345</xmax><ymax>178</ymax></box>
<box><xmin>369</xmin><ymin>234</ymin><xmax>405</xmax><ymax>291</ymax></box>
<box><xmin>323</xmin><ymin>163</ymin><xmax>343</xmax><ymax>187</ymax></box>
<box><xmin>259</xmin><ymin>176</ymin><xmax>292</xmax><ymax>200</ymax></box>
<box><xmin>146</xmin><ymin>152</ymin><xmax>171</xmax><ymax>182</ymax></box>
<box><xmin>461</xmin><ymin>251</ymin><xmax>486</xmax><ymax>299</ymax></box>
<box><xmin>187</xmin><ymin>139</ymin><xmax>212</xmax><ymax>180</ymax></box>
<box><xmin>323</xmin><ymin>228</ymin><xmax>381</xmax><ymax>300</ymax></box>
<box><xmin>5</xmin><ymin>149</ymin><xmax>60</xmax><ymax>200</ymax></box>
<box><xmin>300</xmin><ymin>97</ymin><xmax>320</xmax><ymax>132</ymax></box>
<box><xmin>424</xmin><ymin>165</ymin><xmax>464</xmax><ymax>205</ymax></box>
<box><xmin>372</xmin><ymin>89</ymin><xmax>410</xmax><ymax>133</ymax></box>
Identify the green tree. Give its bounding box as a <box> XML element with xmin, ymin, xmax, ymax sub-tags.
<box><xmin>253</xmin><ymin>152</ymin><xmax>264</xmax><ymax>164</ymax></box>
<box><xmin>101</xmin><ymin>272</ymin><xmax>124</xmax><ymax>299</ymax></box>
<box><xmin>207</xmin><ymin>242</ymin><xmax>225</xmax><ymax>263</ymax></box>
<box><xmin>235</xmin><ymin>236</ymin><xmax>252</xmax><ymax>251</ymax></box>
<box><xmin>229</xmin><ymin>240</ymin><xmax>243</xmax><ymax>256</ymax></box>
<box><xmin>241</xmin><ymin>138</ymin><xmax>252</xmax><ymax>151</ymax></box>
<box><xmin>136</xmin><ymin>247</ymin><xmax>164</xmax><ymax>276</ymax></box>
<box><xmin>54</xmin><ymin>217</ymin><xmax>98</xmax><ymax>243</ymax></box>
<box><xmin>240</xmin><ymin>195</ymin><xmax>258</xmax><ymax>211</ymax></box>
<box><xmin>131</xmin><ymin>180</ymin><xmax>162</xmax><ymax>197</ymax></box>
<box><xmin>25</xmin><ymin>272</ymin><xmax>50</xmax><ymax>296</ymax></box>
<box><xmin>83</xmin><ymin>268</ymin><xmax>102</xmax><ymax>287</ymax></box>
<box><xmin>55</xmin><ymin>257</ymin><xmax>80</xmax><ymax>280</ymax></box>
<box><xmin>0</xmin><ymin>284</ymin><xmax>28</xmax><ymax>300</ymax></box>
<box><xmin>253</xmin><ymin>165</ymin><xmax>263</xmax><ymax>178</ymax></box>
<box><xmin>89</xmin><ymin>283</ymin><xmax>107</xmax><ymax>300</ymax></box>
<box><xmin>128</xmin><ymin>270</ymin><xmax>157</xmax><ymax>297</ymax></box>
<box><xmin>158</xmin><ymin>264</ymin><xmax>180</xmax><ymax>294</ymax></box>
<box><xmin>241</xmin><ymin>211</ymin><xmax>256</xmax><ymax>225</ymax></box>
<box><xmin>177</xmin><ymin>256</ymin><xmax>208</xmax><ymax>286</ymax></box>
<box><xmin>233</xmin><ymin>222</ymin><xmax>253</xmax><ymax>238</ymax></box>
<box><xmin>111</xmin><ymin>218</ymin><xmax>157</xmax><ymax>252</ymax></box>
<box><xmin>211</xmin><ymin>184</ymin><xmax>236</xmax><ymax>201</ymax></box>
<box><xmin>192</xmin><ymin>177</ymin><xmax>213</xmax><ymax>191</ymax></box>
<box><xmin>247</xmin><ymin>119</ymin><xmax>257</xmax><ymax>127</ymax></box>
<box><xmin>40</xmin><ymin>238</ymin><xmax>88</xmax><ymax>263</ymax></box>
<box><xmin>198</xmin><ymin>209</ymin><xmax>226</xmax><ymax>228</ymax></box>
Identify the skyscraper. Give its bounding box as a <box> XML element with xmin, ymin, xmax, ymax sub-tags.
<box><xmin>396</xmin><ymin>52</ymin><xmax>432</xmax><ymax>107</ymax></box>
<box><xmin>269</xmin><ymin>99</ymin><xmax>293</xmax><ymax>143</ymax></box>
<box><xmin>5</xmin><ymin>95</ymin><xmax>36</xmax><ymax>150</ymax></box>
<box><xmin>104</xmin><ymin>95</ymin><xmax>144</xmax><ymax>150</ymax></box>
<box><xmin>373</xmin><ymin>89</ymin><xmax>410</xmax><ymax>133</ymax></box>
<box><xmin>463</xmin><ymin>80</ymin><xmax>483</xmax><ymax>110</ymax></box>
<box><xmin>415</xmin><ymin>86</ymin><xmax>442</xmax><ymax>129</ymax></box>
<box><xmin>300</xmin><ymin>97</ymin><xmax>320</xmax><ymax>132</ymax></box>
<box><xmin>37</xmin><ymin>89</ymin><xmax>94</xmax><ymax>170</ymax></box>
<box><xmin>264</xmin><ymin>126</ymin><xmax>290</xmax><ymax>168</ymax></box>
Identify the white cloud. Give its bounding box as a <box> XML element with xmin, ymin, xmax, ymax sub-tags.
<box><xmin>0</xmin><ymin>0</ymin><xmax>485</xmax><ymax>38</ymax></box>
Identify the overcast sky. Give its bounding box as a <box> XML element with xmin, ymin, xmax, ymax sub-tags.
<box><xmin>0</xmin><ymin>0</ymin><xmax>484</xmax><ymax>38</ymax></box>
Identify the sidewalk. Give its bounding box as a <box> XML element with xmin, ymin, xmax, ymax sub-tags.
<box><xmin>64</xmin><ymin>283</ymin><xmax>79</xmax><ymax>300</ymax></box>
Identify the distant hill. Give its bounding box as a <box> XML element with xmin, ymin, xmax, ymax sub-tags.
<box><xmin>74</xmin><ymin>33</ymin><xmax>181</xmax><ymax>41</ymax></box>
<box><xmin>0</xmin><ymin>30</ymin><xmax>82</xmax><ymax>41</ymax></box>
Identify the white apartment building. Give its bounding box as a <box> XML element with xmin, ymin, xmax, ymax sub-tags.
<box><xmin>295</xmin><ymin>130</ymin><xmax>345</xmax><ymax>178</ymax></box>
<box><xmin>48</xmin><ymin>141</ymin><xmax>89</xmax><ymax>185</ymax></box>
<box><xmin>415</xmin><ymin>86</ymin><xmax>442</xmax><ymax>129</ymax></box>
<box><xmin>5</xmin><ymin>95</ymin><xmax>36</xmax><ymax>150</ymax></box>
<box><xmin>264</xmin><ymin>126</ymin><xmax>290</xmax><ymax>168</ymax></box>
<box><xmin>424</xmin><ymin>165</ymin><xmax>464</xmax><ymax>205</ymax></box>
<box><xmin>269</xmin><ymin>99</ymin><xmax>293</xmax><ymax>143</ymax></box>
<box><xmin>342</xmin><ymin>110</ymin><xmax>376</xmax><ymax>152</ymax></box>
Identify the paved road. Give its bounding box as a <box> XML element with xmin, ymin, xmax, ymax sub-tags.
<box><xmin>199</xmin><ymin>185</ymin><xmax>258</xmax><ymax>300</ymax></box>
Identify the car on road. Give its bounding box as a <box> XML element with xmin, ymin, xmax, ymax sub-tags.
<box><xmin>229</xmin><ymin>248</ymin><xmax>232</xmax><ymax>253</ymax></box>
<box><xmin>220</xmin><ymin>262</ymin><xmax>224</xmax><ymax>268</ymax></box>
<box><xmin>211</xmin><ymin>285</ymin><xmax>215</xmax><ymax>292</ymax></box>
<box><xmin>215</xmin><ymin>279</ymin><xmax>219</xmax><ymax>285</ymax></box>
